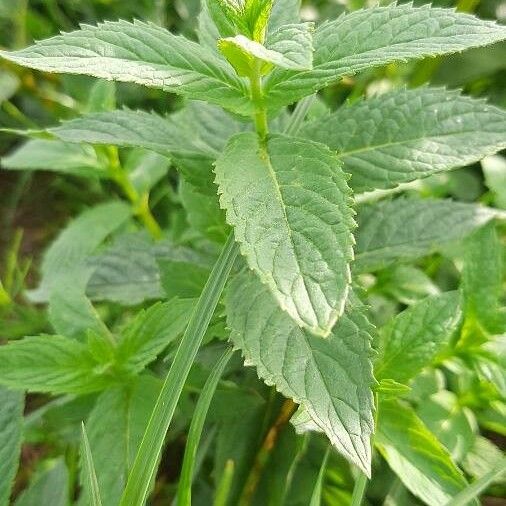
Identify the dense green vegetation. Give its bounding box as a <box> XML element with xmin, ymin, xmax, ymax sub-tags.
<box><xmin>0</xmin><ymin>0</ymin><xmax>505</xmax><ymax>505</ymax></box>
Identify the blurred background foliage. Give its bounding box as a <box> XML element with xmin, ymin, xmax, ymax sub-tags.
<box><xmin>0</xmin><ymin>0</ymin><xmax>505</xmax><ymax>505</ymax></box>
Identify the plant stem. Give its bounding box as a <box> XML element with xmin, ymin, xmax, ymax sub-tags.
<box><xmin>351</xmin><ymin>471</ymin><xmax>368</xmax><ymax>506</ymax></box>
<box><xmin>120</xmin><ymin>233</ymin><xmax>238</xmax><ymax>506</ymax></box>
<box><xmin>239</xmin><ymin>399</ymin><xmax>298</xmax><ymax>506</ymax></box>
<box><xmin>250</xmin><ymin>64</ymin><xmax>268</xmax><ymax>140</ymax></box>
<box><xmin>106</xmin><ymin>147</ymin><xmax>162</xmax><ymax>240</ymax></box>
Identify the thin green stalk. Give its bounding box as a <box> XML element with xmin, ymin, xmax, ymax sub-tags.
<box><xmin>285</xmin><ymin>95</ymin><xmax>316</xmax><ymax>136</ymax></box>
<box><xmin>119</xmin><ymin>233</ymin><xmax>238</xmax><ymax>506</ymax></box>
<box><xmin>176</xmin><ymin>348</ymin><xmax>234</xmax><ymax>505</ymax></box>
<box><xmin>106</xmin><ymin>147</ymin><xmax>162</xmax><ymax>240</ymax></box>
<box><xmin>309</xmin><ymin>447</ymin><xmax>330</xmax><ymax>506</ymax></box>
<box><xmin>351</xmin><ymin>471</ymin><xmax>368</xmax><ymax>506</ymax></box>
<box><xmin>250</xmin><ymin>64</ymin><xmax>268</xmax><ymax>140</ymax></box>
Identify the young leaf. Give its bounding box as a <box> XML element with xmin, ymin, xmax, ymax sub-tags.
<box><xmin>0</xmin><ymin>387</ymin><xmax>24</xmax><ymax>506</ymax></box>
<box><xmin>300</xmin><ymin>87</ymin><xmax>506</xmax><ymax>193</ymax></box>
<box><xmin>80</xmin><ymin>377</ymin><xmax>161</xmax><ymax>506</ymax></box>
<box><xmin>14</xmin><ymin>459</ymin><xmax>69</xmax><ymax>506</ymax></box>
<box><xmin>462</xmin><ymin>222</ymin><xmax>503</xmax><ymax>335</ymax></box>
<box><xmin>218</xmin><ymin>21</ymin><xmax>313</xmax><ymax>76</ymax></box>
<box><xmin>177</xmin><ymin>348</ymin><xmax>233</xmax><ymax>505</ymax></box>
<box><xmin>1</xmin><ymin>139</ymin><xmax>106</xmax><ymax>178</ymax></box>
<box><xmin>264</xmin><ymin>4</ymin><xmax>506</xmax><ymax>109</ymax></box>
<box><xmin>354</xmin><ymin>198</ymin><xmax>504</xmax><ymax>272</ymax></box>
<box><xmin>376</xmin><ymin>399</ymin><xmax>472</xmax><ymax>506</ymax></box>
<box><xmin>116</xmin><ymin>299</ymin><xmax>194</xmax><ymax>373</ymax></box>
<box><xmin>267</xmin><ymin>0</ymin><xmax>300</xmax><ymax>34</ymax></box>
<box><xmin>0</xmin><ymin>21</ymin><xmax>251</xmax><ymax>115</ymax></box>
<box><xmin>0</xmin><ymin>336</ymin><xmax>111</xmax><ymax>394</ymax></box>
<box><xmin>215</xmin><ymin>133</ymin><xmax>355</xmax><ymax>336</ymax></box>
<box><xmin>81</xmin><ymin>424</ymin><xmax>103</xmax><ymax>506</ymax></box>
<box><xmin>226</xmin><ymin>270</ymin><xmax>375</xmax><ymax>476</ymax></box>
<box><xmin>375</xmin><ymin>292</ymin><xmax>462</xmax><ymax>384</ymax></box>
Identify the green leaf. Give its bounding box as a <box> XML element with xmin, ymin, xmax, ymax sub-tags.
<box><xmin>30</xmin><ymin>201</ymin><xmax>131</xmax><ymax>337</ymax></box>
<box><xmin>0</xmin><ymin>335</ymin><xmax>112</xmax><ymax>394</ymax></box>
<box><xmin>300</xmin><ymin>87</ymin><xmax>506</xmax><ymax>193</ymax></box>
<box><xmin>215</xmin><ymin>133</ymin><xmax>355</xmax><ymax>336</ymax></box>
<box><xmin>49</xmin><ymin>102</ymin><xmax>247</xmax><ymax>194</ymax></box>
<box><xmin>80</xmin><ymin>377</ymin><xmax>161</xmax><ymax>506</ymax></box>
<box><xmin>81</xmin><ymin>424</ymin><xmax>103</xmax><ymax>506</ymax></box>
<box><xmin>354</xmin><ymin>198</ymin><xmax>504</xmax><ymax>273</ymax></box>
<box><xmin>264</xmin><ymin>4</ymin><xmax>506</xmax><ymax>109</ymax></box>
<box><xmin>418</xmin><ymin>391</ymin><xmax>476</xmax><ymax>462</ymax></box>
<box><xmin>1</xmin><ymin>139</ymin><xmax>106</xmax><ymax>178</ymax></box>
<box><xmin>226</xmin><ymin>270</ymin><xmax>375</xmax><ymax>475</ymax></box>
<box><xmin>375</xmin><ymin>292</ymin><xmax>462</xmax><ymax>384</ymax></box>
<box><xmin>376</xmin><ymin>399</ymin><xmax>472</xmax><ymax>506</ymax></box>
<box><xmin>309</xmin><ymin>448</ymin><xmax>330</xmax><ymax>506</ymax></box>
<box><xmin>158</xmin><ymin>260</ymin><xmax>210</xmax><ymax>299</ymax></box>
<box><xmin>180</xmin><ymin>180</ymin><xmax>228</xmax><ymax>242</ymax></box>
<box><xmin>0</xmin><ymin>387</ymin><xmax>24</xmax><ymax>506</ymax></box>
<box><xmin>267</xmin><ymin>0</ymin><xmax>300</xmax><ymax>34</ymax></box>
<box><xmin>218</xmin><ymin>23</ymin><xmax>313</xmax><ymax>76</ymax></box>
<box><xmin>266</xmin><ymin>23</ymin><xmax>314</xmax><ymax>70</ymax></box>
<box><xmin>14</xmin><ymin>459</ymin><xmax>69</xmax><ymax>506</ymax></box>
<box><xmin>116</xmin><ymin>299</ymin><xmax>194</xmax><ymax>373</ymax></box>
<box><xmin>177</xmin><ymin>348</ymin><xmax>233</xmax><ymax>505</ymax></box>
<box><xmin>0</xmin><ymin>20</ymin><xmax>251</xmax><ymax>115</ymax></box>
<box><xmin>462</xmin><ymin>222</ymin><xmax>503</xmax><ymax>335</ymax></box>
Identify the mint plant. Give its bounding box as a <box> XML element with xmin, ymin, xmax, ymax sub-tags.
<box><xmin>1</xmin><ymin>0</ymin><xmax>506</xmax><ymax>504</ymax></box>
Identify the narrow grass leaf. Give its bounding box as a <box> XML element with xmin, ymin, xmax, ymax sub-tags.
<box><xmin>81</xmin><ymin>423</ymin><xmax>103</xmax><ymax>506</ymax></box>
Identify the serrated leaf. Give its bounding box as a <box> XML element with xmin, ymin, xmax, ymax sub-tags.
<box><xmin>300</xmin><ymin>87</ymin><xmax>506</xmax><ymax>192</ymax></box>
<box><xmin>116</xmin><ymin>299</ymin><xmax>194</xmax><ymax>373</ymax></box>
<box><xmin>375</xmin><ymin>292</ymin><xmax>462</xmax><ymax>384</ymax></box>
<box><xmin>0</xmin><ymin>20</ymin><xmax>251</xmax><ymax>115</ymax></box>
<box><xmin>354</xmin><ymin>198</ymin><xmax>504</xmax><ymax>273</ymax></box>
<box><xmin>79</xmin><ymin>377</ymin><xmax>161</xmax><ymax>506</ymax></box>
<box><xmin>264</xmin><ymin>4</ymin><xmax>506</xmax><ymax>110</ymax></box>
<box><xmin>1</xmin><ymin>139</ymin><xmax>106</xmax><ymax>178</ymax></box>
<box><xmin>49</xmin><ymin>102</ymin><xmax>247</xmax><ymax>194</ymax></box>
<box><xmin>0</xmin><ymin>387</ymin><xmax>24</xmax><ymax>506</ymax></box>
<box><xmin>215</xmin><ymin>133</ymin><xmax>355</xmax><ymax>336</ymax></box>
<box><xmin>462</xmin><ymin>222</ymin><xmax>503</xmax><ymax>335</ymax></box>
<box><xmin>376</xmin><ymin>399</ymin><xmax>472</xmax><ymax>506</ymax></box>
<box><xmin>266</xmin><ymin>23</ymin><xmax>314</xmax><ymax>70</ymax></box>
<box><xmin>14</xmin><ymin>459</ymin><xmax>69</xmax><ymax>506</ymax></box>
<box><xmin>227</xmin><ymin>270</ymin><xmax>375</xmax><ymax>475</ymax></box>
<box><xmin>0</xmin><ymin>336</ymin><xmax>112</xmax><ymax>394</ymax></box>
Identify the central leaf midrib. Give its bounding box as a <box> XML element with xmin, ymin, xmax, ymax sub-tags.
<box><xmin>260</xmin><ymin>139</ymin><xmax>319</xmax><ymax>328</ymax></box>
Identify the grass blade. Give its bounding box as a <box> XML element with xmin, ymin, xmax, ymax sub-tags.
<box><xmin>81</xmin><ymin>422</ymin><xmax>103</xmax><ymax>506</ymax></box>
<box><xmin>446</xmin><ymin>457</ymin><xmax>506</xmax><ymax>506</ymax></box>
<box><xmin>120</xmin><ymin>233</ymin><xmax>238</xmax><ymax>506</ymax></box>
<box><xmin>176</xmin><ymin>347</ymin><xmax>234</xmax><ymax>505</ymax></box>
<box><xmin>214</xmin><ymin>460</ymin><xmax>235</xmax><ymax>506</ymax></box>
<box><xmin>309</xmin><ymin>447</ymin><xmax>330</xmax><ymax>506</ymax></box>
